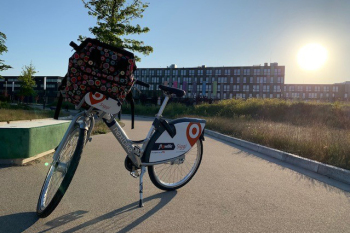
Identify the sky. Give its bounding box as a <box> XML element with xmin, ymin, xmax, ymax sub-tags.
<box><xmin>1</xmin><ymin>0</ymin><xmax>350</xmax><ymax>84</ymax></box>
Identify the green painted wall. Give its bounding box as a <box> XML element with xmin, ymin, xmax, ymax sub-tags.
<box><xmin>0</xmin><ymin>122</ymin><xmax>70</xmax><ymax>159</ymax></box>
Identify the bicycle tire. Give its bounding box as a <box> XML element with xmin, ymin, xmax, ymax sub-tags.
<box><xmin>148</xmin><ymin>139</ymin><xmax>203</xmax><ymax>191</ymax></box>
<box><xmin>36</xmin><ymin>125</ymin><xmax>87</xmax><ymax>218</ymax></box>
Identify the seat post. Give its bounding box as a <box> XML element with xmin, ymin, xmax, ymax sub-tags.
<box><xmin>156</xmin><ymin>95</ymin><xmax>170</xmax><ymax>119</ymax></box>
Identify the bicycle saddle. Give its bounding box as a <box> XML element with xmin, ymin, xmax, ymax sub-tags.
<box><xmin>158</xmin><ymin>85</ymin><xmax>186</xmax><ymax>97</ymax></box>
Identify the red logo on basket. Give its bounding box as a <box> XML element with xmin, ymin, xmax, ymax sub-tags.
<box><xmin>89</xmin><ymin>92</ymin><xmax>106</xmax><ymax>105</ymax></box>
<box><xmin>186</xmin><ymin>123</ymin><xmax>202</xmax><ymax>147</ymax></box>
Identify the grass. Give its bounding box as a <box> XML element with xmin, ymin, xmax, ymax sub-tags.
<box><xmin>0</xmin><ymin>101</ymin><xmax>70</xmax><ymax>122</ymax></box>
<box><xmin>122</xmin><ymin>99</ymin><xmax>350</xmax><ymax>170</ymax></box>
<box><xmin>0</xmin><ymin>109</ymin><xmax>55</xmax><ymax>122</ymax></box>
<box><xmin>91</xmin><ymin>120</ymin><xmax>109</xmax><ymax>135</ymax></box>
<box><xmin>3</xmin><ymin>98</ymin><xmax>349</xmax><ymax>169</ymax></box>
<box><xmin>203</xmin><ymin>116</ymin><xmax>350</xmax><ymax>170</ymax></box>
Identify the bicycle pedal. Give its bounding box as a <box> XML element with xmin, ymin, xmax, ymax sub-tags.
<box><xmin>130</xmin><ymin>170</ymin><xmax>140</xmax><ymax>178</ymax></box>
<box><xmin>88</xmin><ymin>137</ymin><xmax>92</xmax><ymax>142</ymax></box>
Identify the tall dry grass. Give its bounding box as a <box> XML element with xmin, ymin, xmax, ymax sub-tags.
<box><xmin>204</xmin><ymin>116</ymin><xmax>350</xmax><ymax>170</ymax></box>
<box><xmin>0</xmin><ymin>109</ymin><xmax>54</xmax><ymax>122</ymax></box>
<box><xmin>122</xmin><ymin>99</ymin><xmax>350</xmax><ymax>170</ymax></box>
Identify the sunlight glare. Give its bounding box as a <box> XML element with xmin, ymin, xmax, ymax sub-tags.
<box><xmin>297</xmin><ymin>43</ymin><xmax>328</xmax><ymax>71</ymax></box>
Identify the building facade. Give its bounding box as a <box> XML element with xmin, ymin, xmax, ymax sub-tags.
<box><xmin>1</xmin><ymin>64</ymin><xmax>350</xmax><ymax>103</ymax></box>
<box><xmin>134</xmin><ymin>63</ymin><xmax>285</xmax><ymax>100</ymax></box>
<box><xmin>0</xmin><ymin>76</ymin><xmax>62</xmax><ymax>103</ymax></box>
<box><xmin>283</xmin><ymin>83</ymin><xmax>350</xmax><ymax>101</ymax></box>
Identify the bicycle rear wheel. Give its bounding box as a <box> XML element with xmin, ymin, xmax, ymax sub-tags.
<box><xmin>36</xmin><ymin>125</ymin><xmax>87</xmax><ymax>218</ymax></box>
<box><xmin>148</xmin><ymin>139</ymin><xmax>203</xmax><ymax>191</ymax></box>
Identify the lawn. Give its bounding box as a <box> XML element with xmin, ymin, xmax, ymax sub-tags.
<box><xmin>122</xmin><ymin>99</ymin><xmax>350</xmax><ymax>170</ymax></box>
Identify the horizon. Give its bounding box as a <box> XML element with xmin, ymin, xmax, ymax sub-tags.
<box><xmin>1</xmin><ymin>0</ymin><xmax>349</xmax><ymax>84</ymax></box>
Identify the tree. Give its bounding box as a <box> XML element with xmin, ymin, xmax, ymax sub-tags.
<box><xmin>80</xmin><ymin>0</ymin><xmax>153</xmax><ymax>61</ymax></box>
<box><xmin>0</xmin><ymin>31</ymin><xmax>12</xmax><ymax>78</ymax></box>
<box><xmin>18</xmin><ymin>63</ymin><xmax>38</xmax><ymax>98</ymax></box>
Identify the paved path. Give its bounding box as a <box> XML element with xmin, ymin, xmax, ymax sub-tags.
<box><xmin>1</xmin><ymin>117</ymin><xmax>350</xmax><ymax>232</ymax></box>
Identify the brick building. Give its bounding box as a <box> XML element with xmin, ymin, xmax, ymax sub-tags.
<box><xmin>0</xmin><ymin>76</ymin><xmax>62</xmax><ymax>103</ymax></box>
<box><xmin>1</xmin><ymin>63</ymin><xmax>350</xmax><ymax>103</ymax></box>
<box><xmin>134</xmin><ymin>63</ymin><xmax>285</xmax><ymax>100</ymax></box>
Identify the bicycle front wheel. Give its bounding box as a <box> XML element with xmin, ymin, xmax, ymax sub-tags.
<box><xmin>36</xmin><ymin>125</ymin><xmax>87</xmax><ymax>218</ymax></box>
<box><xmin>148</xmin><ymin>139</ymin><xmax>203</xmax><ymax>191</ymax></box>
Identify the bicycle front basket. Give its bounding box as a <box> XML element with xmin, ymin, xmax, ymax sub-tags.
<box><xmin>64</xmin><ymin>38</ymin><xmax>136</xmax><ymax>106</ymax></box>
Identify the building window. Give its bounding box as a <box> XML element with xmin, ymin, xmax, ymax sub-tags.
<box><xmin>172</xmin><ymin>70</ymin><xmax>178</xmax><ymax>76</ymax></box>
<box><xmin>273</xmin><ymin>85</ymin><xmax>281</xmax><ymax>92</ymax></box>
<box><xmin>306</xmin><ymin>86</ymin><xmax>311</xmax><ymax>92</ymax></box>
<box><xmin>250</xmin><ymin>77</ymin><xmax>253</xmax><ymax>83</ymax></box>
<box><xmin>237</xmin><ymin>77</ymin><xmax>240</xmax><ymax>83</ymax></box>
<box><xmin>263</xmin><ymin>85</ymin><xmax>270</xmax><ymax>92</ymax></box>
<box><xmin>270</xmin><ymin>77</ymin><xmax>273</xmax><ymax>83</ymax></box>
<box><xmin>157</xmin><ymin>70</ymin><xmax>162</xmax><ymax>76</ymax></box>
<box><xmin>263</xmin><ymin>69</ymin><xmax>271</xmax><ymax>75</ymax></box>
<box><xmin>254</xmin><ymin>69</ymin><xmax>260</xmax><ymax>75</ymax></box>
<box><xmin>224</xmin><ymin>69</ymin><xmax>231</xmax><ymax>75</ymax></box>
<box><xmin>206</xmin><ymin>70</ymin><xmax>212</xmax><ymax>75</ymax></box>
<box><xmin>215</xmin><ymin>69</ymin><xmax>221</xmax><ymax>75</ymax></box>
<box><xmin>333</xmin><ymin>86</ymin><xmax>339</xmax><ymax>92</ymax></box>
<box><xmin>243</xmin><ymin>77</ymin><xmax>246</xmax><ymax>83</ymax></box>
<box><xmin>233</xmin><ymin>85</ymin><xmax>239</xmax><ymax>91</ymax></box>
<box><xmin>243</xmin><ymin>85</ymin><xmax>249</xmax><ymax>91</ymax></box>
<box><xmin>253</xmin><ymin>85</ymin><xmax>259</xmax><ymax>92</ymax></box>
<box><xmin>243</xmin><ymin>69</ymin><xmax>250</xmax><ymax>75</ymax></box>
<box><xmin>189</xmin><ymin>70</ymin><xmax>195</xmax><ymax>76</ymax></box>
<box><xmin>234</xmin><ymin>69</ymin><xmax>240</xmax><ymax>75</ymax></box>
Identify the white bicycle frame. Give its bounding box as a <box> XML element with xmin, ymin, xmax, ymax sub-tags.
<box><xmin>55</xmin><ymin>93</ymin><xmax>172</xmax><ymax>207</ymax></box>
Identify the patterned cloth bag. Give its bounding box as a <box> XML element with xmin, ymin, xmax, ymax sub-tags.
<box><xmin>64</xmin><ymin>38</ymin><xmax>136</xmax><ymax>106</ymax></box>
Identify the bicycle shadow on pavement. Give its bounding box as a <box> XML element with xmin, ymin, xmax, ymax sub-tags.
<box><xmin>61</xmin><ymin>191</ymin><xmax>177</xmax><ymax>233</ymax></box>
<box><xmin>37</xmin><ymin>210</ymin><xmax>89</xmax><ymax>233</ymax></box>
<box><xmin>0</xmin><ymin>211</ymin><xmax>38</xmax><ymax>233</ymax></box>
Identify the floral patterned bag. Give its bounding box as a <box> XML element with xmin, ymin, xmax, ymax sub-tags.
<box><xmin>64</xmin><ymin>38</ymin><xmax>136</xmax><ymax>106</ymax></box>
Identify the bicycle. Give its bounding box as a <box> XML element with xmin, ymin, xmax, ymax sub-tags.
<box><xmin>36</xmin><ymin>81</ymin><xmax>206</xmax><ymax>218</ymax></box>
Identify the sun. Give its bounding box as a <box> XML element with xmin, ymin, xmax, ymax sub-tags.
<box><xmin>297</xmin><ymin>43</ymin><xmax>328</xmax><ymax>70</ymax></box>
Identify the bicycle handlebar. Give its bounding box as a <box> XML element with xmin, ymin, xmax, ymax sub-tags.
<box><xmin>135</xmin><ymin>80</ymin><xmax>150</xmax><ymax>88</ymax></box>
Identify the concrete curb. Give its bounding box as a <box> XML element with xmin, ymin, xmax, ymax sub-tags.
<box><xmin>205</xmin><ymin>129</ymin><xmax>350</xmax><ymax>185</ymax></box>
<box><xmin>0</xmin><ymin>149</ymin><xmax>55</xmax><ymax>165</ymax></box>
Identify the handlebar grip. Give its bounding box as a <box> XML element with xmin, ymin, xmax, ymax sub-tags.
<box><xmin>135</xmin><ymin>80</ymin><xmax>150</xmax><ymax>88</ymax></box>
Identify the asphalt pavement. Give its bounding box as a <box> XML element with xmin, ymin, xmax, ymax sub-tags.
<box><xmin>1</xmin><ymin>117</ymin><xmax>350</xmax><ymax>232</ymax></box>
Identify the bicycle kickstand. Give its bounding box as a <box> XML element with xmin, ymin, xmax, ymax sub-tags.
<box><xmin>139</xmin><ymin>166</ymin><xmax>147</xmax><ymax>207</ymax></box>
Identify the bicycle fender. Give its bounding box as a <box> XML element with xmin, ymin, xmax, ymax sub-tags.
<box><xmin>142</xmin><ymin>118</ymin><xmax>206</xmax><ymax>163</ymax></box>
